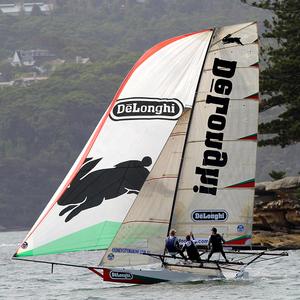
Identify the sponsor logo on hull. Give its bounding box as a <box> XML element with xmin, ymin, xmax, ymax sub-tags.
<box><xmin>191</xmin><ymin>209</ymin><xmax>228</xmax><ymax>222</ymax></box>
<box><xmin>110</xmin><ymin>97</ymin><xmax>184</xmax><ymax>121</ymax></box>
<box><xmin>109</xmin><ymin>271</ymin><xmax>133</xmax><ymax>280</ymax></box>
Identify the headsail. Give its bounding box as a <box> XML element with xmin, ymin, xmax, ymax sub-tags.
<box><xmin>15</xmin><ymin>30</ymin><xmax>213</xmax><ymax>257</ymax></box>
<box><xmin>101</xmin><ymin>111</ymin><xmax>191</xmax><ymax>267</ymax></box>
<box><xmin>171</xmin><ymin>22</ymin><xmax>259</xmax><ymax>246</ymax></box>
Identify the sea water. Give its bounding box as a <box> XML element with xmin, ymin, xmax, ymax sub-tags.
<box><xmin>1</xmin><ymin>231</ymin><xmax>299</xmax><ymax>300</ymax></box>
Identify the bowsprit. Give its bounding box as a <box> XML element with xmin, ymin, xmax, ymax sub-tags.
<box><xmin>193</xmin><ymin>58</ymin><xmax>237</xmax><ymax>196</ymax></box>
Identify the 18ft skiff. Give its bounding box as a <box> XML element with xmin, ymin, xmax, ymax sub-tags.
<box><xmin>13</xmin><ymin>22</ymin><xmax>287</xmax><ymax>284</ymax></box>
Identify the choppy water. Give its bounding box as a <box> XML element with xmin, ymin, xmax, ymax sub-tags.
<box><xmin>1</xmin><ymin>231</ymin><xmax>300</xmax><ymax>300</ymax></box>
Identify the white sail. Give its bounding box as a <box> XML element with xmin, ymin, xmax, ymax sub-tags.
<box><xmin>100</xmin><ymin>22</ymin><xmax>259</xmax><ymax>268</ymax></box>
<box><xmin>15</xmin><ymin>30</ymin><xmax>213</xmax><ymax>257</ymax></box>
<box><xmin>101</xmin><ymin>111</ymin><xmax>191</xmax><ymax>267</ymax></box>
<box><xmin>171</xmin><ymin>22</ymin><xmax>259</xmax><ymax>246</ymax></box>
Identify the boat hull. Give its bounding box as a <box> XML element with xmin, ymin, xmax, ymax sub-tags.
<box><xmin>100</xmin><ymin>265</ymin><xmax>224</xmax><ymax>284</ymax></box>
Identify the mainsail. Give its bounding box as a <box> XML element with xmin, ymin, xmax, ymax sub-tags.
<box><xmin>15</xmin><ymin>30</ymin><xmax>213</xmax><ymax>257</ymax></box>
<box><xmin>101</xmin><ymin>22</ymin><xmax>259</xmax><ymax>268</ymax></box>
<box><xmin>171</xmin><ymin>22</ymin><xmax>259</xmax><ymax>246</ymax></box>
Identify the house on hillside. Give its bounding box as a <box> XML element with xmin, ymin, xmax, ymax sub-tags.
<box><xmin>75</xmin><ymin>56</ymin><xmax>90</xmax><ymax>64</ymax></box>
<box><xmin>10</xmin><ymin>49</ymin><xmax>55</xmax><ymax>67</ymax></box>
<box><xmin>0</xmin><ymin>2</ymin><xmax>53</xmax><ymax>15</ymax></box>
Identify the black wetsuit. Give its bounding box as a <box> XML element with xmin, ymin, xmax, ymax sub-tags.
<box><xmin>207</xmin><ymin>233</ymin><xmax>228</xmax><ymax>262</ymax></box>
<box><xmin>182</xmin><ymin>240</ymin><xmax>202</xmax><ymax>263</ymax></box>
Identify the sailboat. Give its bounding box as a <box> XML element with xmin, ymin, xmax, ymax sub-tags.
<box><xmin>13</xmin><ymin>22</ymin><xmax>287</xmax><ymax>284</ymax></box>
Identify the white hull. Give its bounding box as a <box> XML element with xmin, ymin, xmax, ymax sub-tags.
<box><xmin>97</xmin><ymin>262</ymin><xmax>226</xmax><ymax>284</ymax></box>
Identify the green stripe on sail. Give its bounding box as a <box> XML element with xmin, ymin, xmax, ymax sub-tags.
<box><xmin>226</xmin><ymin>234</ymin><xmax>252</xmax><ymax>242</ymax></box>
<box><xmin>16</xmin><ymin>221</ymin><xmax>121</xmax><ymax>257</ymax></box>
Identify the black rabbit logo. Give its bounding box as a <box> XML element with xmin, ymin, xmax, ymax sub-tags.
<box><xmin>57</xmin><ymin>156</ymin><xmax>152</xmax><ymax>222</ymax></box>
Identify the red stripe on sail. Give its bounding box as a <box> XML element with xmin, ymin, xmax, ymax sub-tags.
<box><xmin>225</xmin><ymin>180</ymin><xmax>255</xmax><ymax>189</ymax></box>
<box><xmin>227</xmin><ymin>182</ymin><xmax>255</xmax><ymax>188</ymax></box>
<box><xmin>19</xmin><ymin>29</ymin><xmax>211</xmax><ymax>251</ymax></box>
<box><xmin>245</xmin><ymin>93</ymin><xmax>259</xmax><ymax>100</ymax></box>
<box><xmin>239</xmin><ymin>134</ymin><xmax>257</xmax><ymax>140</ymax></box>
<box><xmin>224</xmin><ymin>237</ymin><xmax>251</xmax><ymax>246</ymax></box>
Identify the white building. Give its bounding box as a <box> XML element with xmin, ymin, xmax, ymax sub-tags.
<box><xmin>10</xmin><ymin>50</ymin><xmax>55</xmax><ymax>67</ymax></box>
<box><xmin>0</xmin><ymin>2</ymin><xmax>53</xmax><ymax>15</ymax></box>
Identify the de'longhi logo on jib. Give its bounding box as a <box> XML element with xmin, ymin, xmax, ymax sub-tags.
<box><xmin>110</xmin><ymin>97</ymin><xmax>184</xmax><ymax>121</ymax></box>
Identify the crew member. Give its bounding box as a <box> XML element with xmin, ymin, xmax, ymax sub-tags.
<box><xmin>207</xmin><ymin>227</ymin><xmax>229</xmax><ymax>262</ymax></box>
<box><xmin>165</xmin><ymin>229</ymin><xmax>187</xmax><ymax>260</ymax></box>
<box><xmin>182</xmin><ymin>232</ymin><xmax>203</xmax><ymax>266</ymax></box>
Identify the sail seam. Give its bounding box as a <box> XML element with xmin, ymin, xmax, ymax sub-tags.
<box><xmin>204</xmin><ymin>65</ymin><xmax>259</xmax><ymax>71</ymax></box>
<box><xmin>146</xmin><ymin>176</ymin><xmax>178</xmax><ymax>182</ymax></box>
<box><xmin>208</xmin><ymin>42</ymin><xmax>257</xmax><ymax>53</ymax></box>
<box><xmin>186</xmin><ymin>140</ymin><xmax>257</xmax><ymax>144</ymax></box>
<box><xmin>122</xmin><ymin>220</ymin><xmax>169</xmax><ymax>225</ymax></box>
<box><xmin>177</xmin><ymin>187</ymin><xmax>255</xmax><ymax>191</ymax></box>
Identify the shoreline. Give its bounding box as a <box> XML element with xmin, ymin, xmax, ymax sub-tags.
<box><xmin>1</xmin><ymin>228</ymin><xmax>299</xmax><ymax>250</ymax></box>
<box><xmin>252</xmin><ymin>231</ymin><xmax>300</xmax><ymax>249</ymax></box>
<box><xmin>0</xmin><ymin>228</ymin><xmax>29</xmax><ymax>233</ymax></box>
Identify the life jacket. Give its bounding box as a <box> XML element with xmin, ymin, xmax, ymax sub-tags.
<box><xmin>184</xmin><ymin>240</ymin><xmax>200</xmax><ymax>259</ymax></box>
<box><xmin>210</xmin><ymin>234</ymin><xmax>224</xmax><ymax>251</ymax></box>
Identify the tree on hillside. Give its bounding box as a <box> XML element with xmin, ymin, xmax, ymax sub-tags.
<box><xmin>242</xmin><ymin>0</ymin><xmax>300</xmax><ymax>147</ymax></box>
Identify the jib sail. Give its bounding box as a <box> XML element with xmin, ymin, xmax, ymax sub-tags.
<box><xmin>100</xmin><ymin>111</ymin><xmax>191</xmax><ymax>267</ymax></box>
<box><xmin>14</xmin><ymin>30</ymin><xmax>213</xmax><ymax>257</ymax></box>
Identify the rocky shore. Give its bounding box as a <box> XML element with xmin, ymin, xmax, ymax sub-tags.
<box><xmin>253</xmin><ymin>176</ymin><xmax>300</xmax><ymax>248</ymax></box>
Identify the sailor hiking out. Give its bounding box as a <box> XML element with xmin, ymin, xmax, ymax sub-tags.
<box><xmin>207</xmin><ymin>227</ymin><xmax>229</xmax><ymax>262</ymax></box>
<box><xmin>165</xmin><ymin>229</ymin><xmax>187</xmax><ymax>260</ymax></box>
<box><xmin>182</xmin><ymin>232</ymin><xmax>203</xmax><ymax>266</ymax></box>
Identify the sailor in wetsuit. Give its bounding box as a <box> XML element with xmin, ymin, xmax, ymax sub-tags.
<box><xmin>207</xmin><ymin>227</ymin><xmax>229</xmax><ymax>262</ymax></box>
<box><xmin>165</xmin><ymin>229</ymin><xmax>187</xmax><ymax>261</ymax></box>
<box><xmin>182</xmin><ymin>232</ymin><xmax>203</xmax><ymax>266</ymax></box>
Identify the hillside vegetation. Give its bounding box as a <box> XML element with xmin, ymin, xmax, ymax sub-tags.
<box><xmin>0</xmin><ymin>0</ymin><xmax>268</xmax><ymax>229</ymax></box>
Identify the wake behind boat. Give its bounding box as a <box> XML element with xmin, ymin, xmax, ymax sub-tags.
<box><xmin>13</xmin><ymin>21</ymin><xmax>287</xmax><ymax>284</ymax></box>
